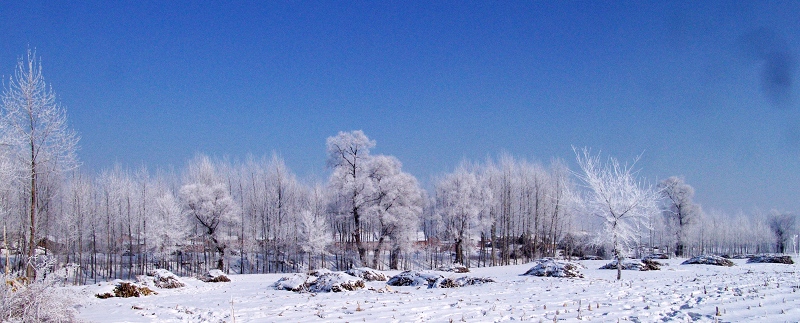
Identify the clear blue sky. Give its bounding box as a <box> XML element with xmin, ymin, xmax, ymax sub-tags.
<box><xmin>1</xmin><ymin>1</ymin><xmax>798</xmax><ymax>213</ymax></box>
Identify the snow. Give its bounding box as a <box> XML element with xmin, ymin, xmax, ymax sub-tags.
<box><xmin>69</xmin><ymin>258</ymin><xmax>800</xmax><ymax>322</ymax></box>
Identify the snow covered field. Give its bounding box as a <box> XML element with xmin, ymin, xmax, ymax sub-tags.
<box><xmin>70</xmin><ymin>258</ymin><xmax>800</xmax><ymax>322</ymax></box>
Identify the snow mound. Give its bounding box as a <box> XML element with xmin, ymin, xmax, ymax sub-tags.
<box><xmin>436</xmin><ymin>263</ymin><xmax>470</xmax><ymax>273</ymax></box>
<box><xmin>599</xmin><ymin>259</ymin><xmax>662</xmax><ymax>271</ymax></box>
<box><xmin>307</xmin><ymin>272</ymin><xmax>365</xmax><ymax>293</ymax></box>
<box><xmin>387</xmin><ymin>270</ymin><xmax>493</xmax><ymax>288</ymax></box>
<box><xmin>681</xmin><ymin>255</ymin><xmax>734</xmax><ymax>267</ymax></box>
<box><xmin>200</xmin><ymin>269</ymin><xmax>231</xmax><ymax>282</ymax></box>
<box><xmin>345</xmin><ymin>267</ymin><xmax>388</xmax><ymax>281</ymax></box>
<box><xmin>96</xmin><ymin>281</ymin><xmax>157</xmax><ymax>299</ymax></box>
<box><xmin>746</xmin><ymin>254</ymin><xmax>794</xmax><ymax>264</ymax></box>
<box><xmin>522</xmin><ymin>259</ymin><xmax>584</xmax><ymax>278</ymax></box>
<box><xmin>149</xmin><ymin>269</ymin><xmax>185</xmax><ymax>288</ymax></box>
<box><xmin>387</xmin><ymin>271</ymin><xmax>444</xmax><ymax>287</ymax></box>
<box><xmin>273</xmin><ymin>274</ymin><xmax>315</xmax><ymax>292</ymax></box>
<box><xmin>275</xmin><ymin>272</ymin><xmax>365</xmax><ymax>293</ymax></box>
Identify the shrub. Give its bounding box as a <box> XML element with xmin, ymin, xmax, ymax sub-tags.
<box><xmin>0</xmin><ymin>257</ymin><xmax>77</xmax><ymax>322</ymax></box>
<box><xmin>345</xmin><ymin>267</ymin><xmax>388</xmax><ymax>281</ymax></box>
<box><xmin>200</xmin><ymin>269</ymin><xmax>230</xmax><ymax>283</ymax></box>
<box><xmin>747</xmin><ymin>255</ymin><xmax>794</xmax><ymax>264</ymax></box>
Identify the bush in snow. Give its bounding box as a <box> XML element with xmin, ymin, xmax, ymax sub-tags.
<box><xmin>275</xmin><ymin>272</ymin><xmax>366</xmax><ymax>293</ymax></box>
<box><xmin>308</xmin><ymin>272</ymin><xmax>365</xmax><ymax>293</ymax></box>
<box><xmin>681</xmin><ymin>255</ymin><xmax>734</xmax><ymax>267</ymax></box>
<box><xmin>429</xmin><ymin>276</ymin><xmax>495</xmax><ymax>288</ymax></box>
<box><xmin>746</xmin><ymin>254</ymin><xmax>794</xmax><ymax>264</ymax></box>
<box><xmin>387</xmin><ymin>271</ymin><xmax>494</xmax><ymax>289</ymax></box>
<box><xmin>436</xmin><ymin>263</ymin><xmax>470</xmax><ymax>273</ymax></box>
<box><xmin>600</xmin><ymin>259</ymin><xmax>661</xmax><ymax>271</ymax></box>
<box><xmin>200</xmin><ymin>269</ymin><xmax>231</xmax><ymax>283</ymax></box>
<box><xmin>96</xmin><ymin>281</ymin><xmax>157</xmax><ymax>299</ymax></box>
<box><xmin>522</xmin><ymin>259</ymin><xmax>584</xmax><ymax>278</ymax></box>
<box><xmin>150</xmin><ymin>269</ymin><xmax>185</xmax><ymax>288</ymax></box>
<box><xmin>274</xmin><ymin>274</ymin><xmax>315</xmax><ymax>292</ymax></box>
<box><xmin>307</xmin><ymin>268</ymin><xmax>333</xmax><ymax>277</ymax></box>
<box><xmin>387</xmin><ymin>271</ymin><xmax>444</xmax><ymax>287</ymax></box>
<box><xmin>0</xmin><ymin>262</ymin><xmax>77</xmax><ymax>322</ymax></box>
<box><xmin>345</xmin><ymin>267</ymin><xmax>388</xmax><ymax>281</ymax></box>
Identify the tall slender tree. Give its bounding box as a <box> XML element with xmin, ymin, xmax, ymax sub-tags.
<box><xmin>1</xmin><ymin>50</ymin><xmax>79</xmax><ymax>277</ymax></box>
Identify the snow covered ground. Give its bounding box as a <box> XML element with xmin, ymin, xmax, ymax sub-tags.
<box><xmin>69</xmin><ymin>258</ymin><xmax>800</xmax><ymax>322</ymax></box>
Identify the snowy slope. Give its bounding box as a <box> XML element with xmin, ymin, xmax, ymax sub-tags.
<box><xmin>70</xmin><ymin>258</ymin><xmax>800</xmax><ymax>322</ymax></box>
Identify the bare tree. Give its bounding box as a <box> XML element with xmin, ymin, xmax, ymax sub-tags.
<box><xmin>574</xmin><ymin>148</ymin><xmax>657</xmax><ymax>280</ymax></box>
<box><xmin>435</xmin><ymin>164</ymin><xmax>492</xmax><ymax>266</ymax></box>
<box><xmin>658</xmin><ymin>176</ymin><xmax>700</xmax><ymax>257</ymax></box>
<box><xmin>1</xmin><ymin>50</ymin><xmax>79</xmax><ymax>277</ymax></box>
<box><xmin>768</xmin><ymin>210</ymin><xmax>795</xmax><ymax>254</ymax></box>
<box><xmin>180</xmin><ymin>155</ymin><xmax>239</xmax><ymax>271</ymax></box>
<box><xmin>326</xmin><ymin>130</ymin><xmax>376</xmax><ymax>266</ymax></box>
<box><xmin>366</xmin><ymin>155</ymin><xmax>424</xmax><ymax>269</ymax></box>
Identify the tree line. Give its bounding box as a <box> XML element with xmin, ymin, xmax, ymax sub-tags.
<box><xmin>1</xmin><ymin>52</ymin><xmax>797</xmax><ymax>284</ymax></box>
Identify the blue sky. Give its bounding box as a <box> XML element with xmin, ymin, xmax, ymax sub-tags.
<box><xmin>1</xmin><ymin>1</ymin><xmax>798</xmax><ymax>213</ymax></box>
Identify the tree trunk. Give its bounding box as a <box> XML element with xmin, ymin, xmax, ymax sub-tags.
<box><xmin>454</xmin><ymin>238</ymin><xmax>464</xmax><ymax>265</ymax></box>
<box><xmin>389</xmin><ymin>245</ymin><xmax>400</xmax><ymax>270</ymax></box>
<box><xmin>26</xmin><ymin>158</ymin><xmax>37</xmax><ymax>279</ymax></box>
<box><xmin>372</xmin><ymin>236</ymin><xmax>385</xmax><ymax>269</ymax></box>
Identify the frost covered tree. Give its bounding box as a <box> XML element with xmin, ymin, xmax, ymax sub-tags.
<box><xmin>1</xmin><ymin>50</ymin><xmax>79</xmax><ymax>278</ymax></box>
<box><xmin>180</xmin><ymin>155</ymin><xmax>240</xmax><ymax>271</ymax></box>
<box><xmin>366</xmin><ymin>155</ymin><xmax>424</xmax><ymax>269</ymax></box>
<box><xmin>326</xmin><ymin>130</ymin><xmax>376</xmax><ymax>265</ymax></box>
<box><xmin>768</xmin><ymin>211</ymin><xmax>795</xmax><ymax>253</ymax></box>
<box><xmin>658</xmin><ymin>176</ymin><xmax>700</xmax><ymax>257</ymax></box>
<box><xmin>152</xmin><ymin>190</ymin><xmax>186</xmax><ymax>255</ymax></box>
<box><xmin>298</xmin><ymin>210</ymin><xmax>332</xmax><ymax>269</ymax></box>
<box><xmin>435</xmin><ymin>164</ymin><xmax>491</xmax><ymax>266</ymax></box>
<box><xmin>574</xmin><ymin>148</ymin><xmax>658</xmax><ymax>280</ymax></box>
